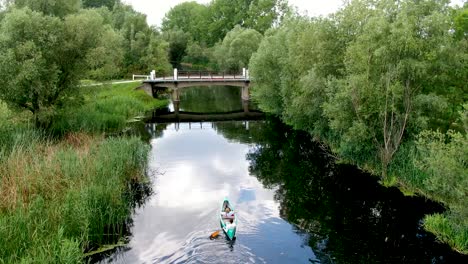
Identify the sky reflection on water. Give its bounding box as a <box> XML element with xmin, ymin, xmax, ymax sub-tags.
<box><xmin>101</xmin><ymin>122</ymin><xmax>316</xmax><ymax>264</ymax></box>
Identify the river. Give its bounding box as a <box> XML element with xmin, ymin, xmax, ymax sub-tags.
<box><xmin>99</xmin><ymin>86</ymin><xmax>466</xmax><ymax>263</ymax></box>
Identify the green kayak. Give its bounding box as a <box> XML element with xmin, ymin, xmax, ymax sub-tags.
<box><xmin>219</xmin><ymin>197</ymin><xmax>237</xmax><ymax>240</ymax></box>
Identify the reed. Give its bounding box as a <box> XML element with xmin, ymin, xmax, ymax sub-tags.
<box><xmin>0</xmin><ymin>81</ymin><xmax>161</xmax><ymax>262</ymax></box>
<box><xmin>424</xmin><ymin>213</ymin><xmax>468</xmax><ymax>255</ymax></box>
<box><xmin>0</xmin><ymin>129</ymin><xmax>149</xmax><ymax>262</ymax></box>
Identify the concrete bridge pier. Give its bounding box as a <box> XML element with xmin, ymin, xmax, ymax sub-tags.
<box><xmin>172</xmin><ymin>85</ymin><xmax>180</xmax><ymax>118</ymax></box>
<box><xmin>242</xmin><ymin>99</ymin><xmax>250</xmax><ymax>113</ymax></box>
<box><xmin>173</xmin><ymin>100</ymin><xmax>180</xmax><ymax>115</ymax></box>
<box><xmin>241</xmin><ymin>84</ymin><xmax>250</xmax><ymax>101</ymax></box>
<box><xmin>171</xmin><ymin>87</ymin><xmax>180</xmax><ymax>102</ymax></box>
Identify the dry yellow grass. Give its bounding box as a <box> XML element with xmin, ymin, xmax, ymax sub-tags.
<box><xmin>0</xmin><ymin>133</ymin><xmax>102</xmax><ymax>212</ymax></box>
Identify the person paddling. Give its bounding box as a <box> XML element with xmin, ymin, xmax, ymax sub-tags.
<box><xmin>221</xmin><ymin>206</ymin><xmax>235</xmax><ymax>218</ymax></box>
<box><xmin>226</xmin><ymin>218</ymin><xmax>236</xmax><ymax>230</ymax></box>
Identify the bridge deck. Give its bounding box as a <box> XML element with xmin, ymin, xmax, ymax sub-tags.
<box><xmin>143</xmin><ymin>75</ymin><xmax>249</xmax><ymax>83</ymax></box>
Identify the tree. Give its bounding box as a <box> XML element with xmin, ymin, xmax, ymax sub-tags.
<box><xmin>140</xmin><ymin>33</ymin><xmax>172</xmax><ymax>75</ymax></box>
<box><xmin>213</xmin><ymin>25</ymin><xmax>262</xmax><ymax>71</ymax></box>
<box><xmin>0</xmin><ymin>8</ymin><xmax>117</xmax><ymax>121</ymax></box>
<box><xmin>163</xmin><ymin>29</ymin><xmax>191</xmax><ymax>68</ymax></box>
<box><xmin>250</xmin><ymin>0</ymin><xmax>467</xmax><ymax>252</ymax></box>
<box><xmin>14</xmin><ymin>0</ymin><xmax>81</xmax><ymax>17</ymax></box>
<box><xmin>249</xmin><ymin>17</ymin><xmax>344</xmax><ymax>137</ymax></box>
<box><xmin>249</xmin><ymin>26</ymin><xmax>288</xmax><ymax>116</ymax></box>
<box><xmin>85</xmin><ymin>25</ymin><xmax>124</xmax><ymax>80</ymax></box>
<box><xmin>161</xmin><ymin>1</ymin><xmax>209</xmax><ymax>44</ymax></box>
<box><xmin>82</xmin><ymin>0</ymin><xmax>118</xmax><ymax>10</ymax></box>
<box><xmin>182</xmin><ymin>41</ymin><xmax>213</xmax><ymax>69</ymax></box>
<box><xmin>110</xmin><ymin>2</ymin><xmax>172</xmax><ymax>76</ymax></box>
<box><xmin>162</xmin><ymin>0</ymin><xmax>287</xmax><ymax>46</ymax></box>
<box><xmin>245</xmin><ymin>0</ymin><xmax>289</xmax><ymax>33</ymax></box>
<box><xmin>323</xmin><ymin>0</ymin><xmax>455</xmax><ymax>177</ymax></box>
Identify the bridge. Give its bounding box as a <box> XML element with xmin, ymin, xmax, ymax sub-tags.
<box><xmin>138</xmin><ymin>68</ymin><xmax>250</xmax><ymax>101</ymax></box>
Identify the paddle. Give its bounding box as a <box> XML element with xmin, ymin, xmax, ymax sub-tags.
<box><xmin>209</xmin><ymin>230</ymin><xmax>221</xmax><ymax>240</ymax></box>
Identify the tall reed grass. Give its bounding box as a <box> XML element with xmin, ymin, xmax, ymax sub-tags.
<box><xmin>0</xmin><ymin>128</ymin><xmax>149</xmax><ymax>262</ymax></box>
<box><xmin>0</xmin><ymin>82</ymin><xmax>164</xmax><ymax>262</ymax></box>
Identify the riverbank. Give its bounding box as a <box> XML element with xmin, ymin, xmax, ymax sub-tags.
<box><xmin>248</xmin><ymin>1</ymin><xmax>467</xmax><ymax>253</ymax></box>
<box><xmin>0</xmin><ymin>83</ymin><xmax>166</xmax><ymax>262</ymax></box>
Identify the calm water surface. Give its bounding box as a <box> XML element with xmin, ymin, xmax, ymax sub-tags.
<box><xmin>100</xmin><ymin>86</ymin><xmax>466</xmax><ymax>263</ymax></box>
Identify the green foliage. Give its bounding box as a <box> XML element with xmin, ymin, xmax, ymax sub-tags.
<box><xmin>85</xmin><ymin>24</ymin><xmax>124</xmax><ymax>80</ymax></box>
<box><xmin>0</xmin><ymin>8</ymin><xmax>63</xmax><ymax>115</ymax></box>
<box><xmin>83</xmin><ymin>0</ymin><xmax>118</xmax><ymax>10</ymax></box>
<box><xmin>161</xmin><ymin>1</ymin><xmax>209</xmax><ymax>44</ymax></box>
<box><xmin>424</xmin><ymin>213</ymin><xmax>468</xmax><ymax>255</ymax></box>
<box><xmin>0</xmin><ymin>8</ymin><xmax>123</xmax><ymax>119</ymax></box>
<box><xmin>415</xmin><ymin>130</ymin><xmax>467</xmax><ymax>211</ymax></box>
<box><xmin>0</xmin><ymin>2</ymin><xmax>171</xmax><ymax>117</ymax></box>
<box><xmin>182</xmin><ymin>41</ymin><xmax>213</xmax><ymax>69</ymax></box>
<box><xmin>161</xmin><ymin>0</ymin><xmax>288</xmax><ymax>68</ymax></box>
<box><xmin>249</xmin><ymin>17</ymin><xmax>343</xmax><ymax>134</ymax></box>
<box><xmin>0</xmin><ymin>2</ymin><xmax>170</xmax><ymax>260</ymax></box>
<box><xmin>245</xmin><ymin>0</ymin><xmax>289</xmax><ymax>34</ymax></box>
<box><xmin>415</xmin><ymin>128</ymin><xmax>468</xmax><ymax>253</ymax></box>
<box><xmin>49</xmin><ymin>82</ymin><xmax>167</xmax><ymax>136</ymax></box>
<box><xmin>213</xmin><ymin>26</ymin><xmax>263</xmax><ymax>71</ymax></box>
<box><xmin>249</xmin><ymin>0</ymin><xmax>468</xmax><ymax>252</ymax></box>
<box><xmin>14</xmin><ymin>0</ymin><xmax>81</xmax><ymax>17</ymax></box>
<box><xmin>112</xmin><ymin>2</ymin><xmax>172</xmax><ymax>76</ymax></box>
<box><xmin>249</xmin><ymin>27</ymin><xmax>288</xmax><ymax>116</ymax></box>
<box><xmin>0</xmin><ymin>81</ymin><xmax>156</xmax><ymax>261</ymax></box>
<box><xmin>453</xmin><ymin>6</ymin><xmax>468</xmax><ymax>40</ymax></box>
<box><xmin>163</xmin><ymin>28</ymin><xmax>191</xmax><ymax>68</ymax></box>
<box><xmin>206</xmin><ymin>0</ymin><xmax>287</xmax><ymax>45</ymax></box>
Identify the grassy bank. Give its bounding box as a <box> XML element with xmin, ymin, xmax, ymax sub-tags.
<box><xmin>0</xmin><ymin>83</ymin><xmax>166</xmax><ymax>262</ymax></box>
<box><xmin>50</xmin><ymin>82</ymin><xmax>167</xmax><ymax>136</ymax></box>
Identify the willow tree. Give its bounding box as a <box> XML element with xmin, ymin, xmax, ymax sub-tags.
<box><xmin>324</xmin><ymin>0</ymin><xmax>455</xmax><ymax>177</ymax></box>
<box><xmin>162</xmin><ymin>1</ymin><xmax>209</xmax><ymax>44</ymax></box>
<box><xmin>14</xmin><ymin>0</ymin><xmax>81</xmax><ymax>17</ymax></box>
<box><xmin>214</xmin><ymin>26</ymin><xmax>263</xmax><ymax>72</ymax></box>
<box><xmin>0</xmin><ymin>8</ymin><xmax>118</xmax><ymax>122</ymax></box>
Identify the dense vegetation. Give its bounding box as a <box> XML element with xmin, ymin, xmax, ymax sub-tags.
<box><xmin>0</xmin><ymin>0</ymin><xmax>466</xmax><ymax>258</ymax></box>
<box><xmin>0</xmin><ymin>0</ymin><xmax>171</xmax><ymax>82</ymax></box>
<box><xmin>161</xmin><ymin>0</ymin><xmax>288</xmax><ymax>69</ymax></box>
<box><xmin>0</xmin><ymin>0</ymin><xmax>170</xmax><ymax>121</ymax></box>
<box><xmin>249</xmin><ymin>0</ymin><xmax>467</xmax><ymax>254</ymax></box>
<box><xmin>0</xmin><ymin>82</ymin><xmax>162</xmax><ymax>262</ymax></box>
<box><xmin>0</xmin><ymin>1</ymin><xmax>167</xmax><ymax>262</ymax></box>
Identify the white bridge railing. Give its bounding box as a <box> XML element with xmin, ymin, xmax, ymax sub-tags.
<box><xmin>132</xmin><ymin>74</ymin><xmax>150</xmax><ymax>80</ymax></box>
<box><xmin>137</xmin><ymin>68</ymin><xmax>249</xmax><ymax>81</ymax></box>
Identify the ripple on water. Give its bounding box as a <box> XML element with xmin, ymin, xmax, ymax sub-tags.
<box><xmin>149</xmin><ymin>230</ymin><xmax>262</xmax><ymax>264</ymax></box>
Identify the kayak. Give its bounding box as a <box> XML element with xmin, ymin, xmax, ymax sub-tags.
<box><xmin>219</xmin><ymin>197</ymin><xmax>237</xmax><ymax>240</ymax></box>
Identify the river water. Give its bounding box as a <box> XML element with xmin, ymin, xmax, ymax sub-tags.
<box><xmin>100</xmin><ymin>86</ymin><xmax>466</xmax><ymax>264</ymax></box>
